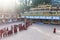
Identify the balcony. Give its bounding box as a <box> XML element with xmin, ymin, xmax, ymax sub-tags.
<box><xmin>21</xmin><ymin>12</ymin><xmax>60</xmax><ymax>16</ymax></box>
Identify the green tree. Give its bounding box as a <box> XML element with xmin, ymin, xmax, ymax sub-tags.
<box><xmin>31</xmin><ymin>0</ymin><xmax>51</xmax><ymax>7</ymax></box>
<box><xmin>44</xmin><ymin>0</ymin><xmax>51</xmax><ymax>4</ymax></box>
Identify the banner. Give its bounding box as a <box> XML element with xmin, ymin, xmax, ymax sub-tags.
<box><xmin>21</xmin><ymin>16</ymin><xmax>60</xmax><ymax>20</ymax></box>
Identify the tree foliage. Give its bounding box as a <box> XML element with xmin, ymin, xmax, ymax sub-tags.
<box><xmin>31</xmin><ymin>0</ymin><xmax>51</xmax><ymax>7</ymax></box>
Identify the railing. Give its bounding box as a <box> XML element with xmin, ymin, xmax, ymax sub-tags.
<box><xmin>21</xmin><ymin>12</ymin><xmax>60</xmax><ymax>16</ymax></box>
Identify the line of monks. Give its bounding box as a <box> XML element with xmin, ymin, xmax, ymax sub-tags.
<box><xmin>0</xmin><ymin>21</ymin><xmax>32</xmax><ymax>38</ymax></box>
